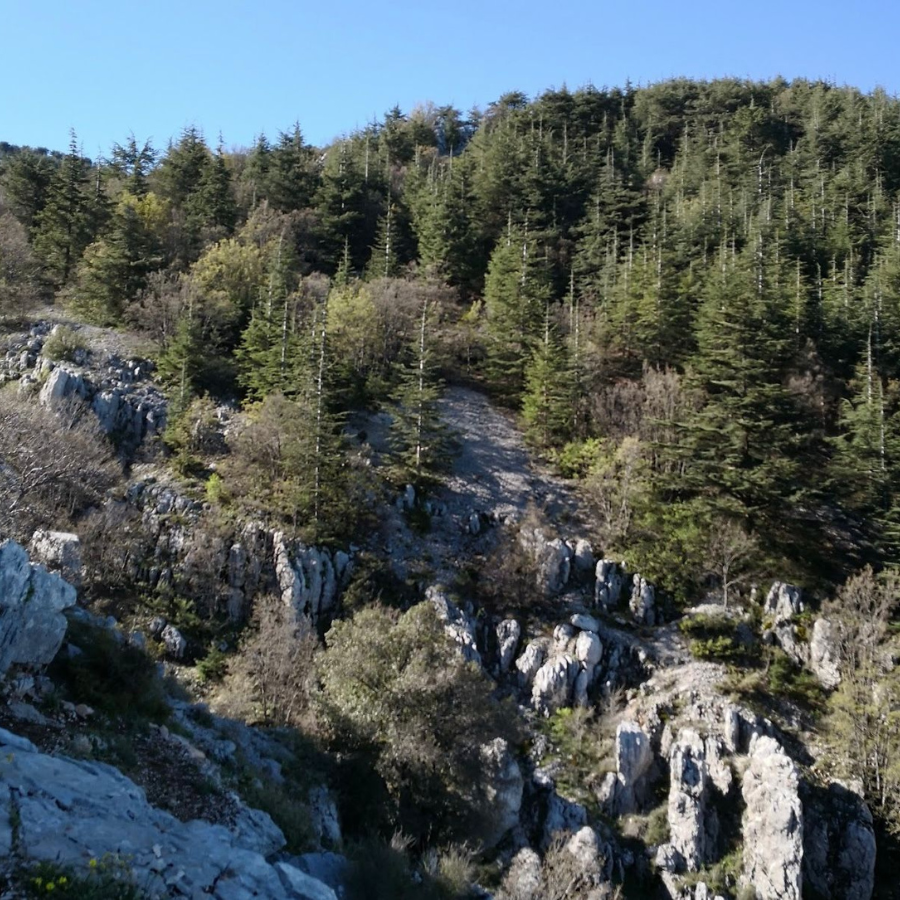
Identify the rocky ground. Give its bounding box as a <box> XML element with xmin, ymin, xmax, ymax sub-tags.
<box><xmin>0</xmin><ymin>318</ymin><xmax>889</xmax><ymax>900</ymax></box>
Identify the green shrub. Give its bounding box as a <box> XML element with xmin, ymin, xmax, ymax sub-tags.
<box><xmin>767</xmin><ymin>650</ymin><xmax>826</xmax><ymax>710</ymax></box>
<box><xmin>48</xmin><ymin>619</ymin><xmax>168</xmax><ymax>723</ymax></box>
<box><xmin>241</xmin><ymin>777</ymin><xmax>316</xmax><ymax>854</ymax></box>
<box><xmin>644</xmin><ymin>801</ymin><xmax>671</xmax><ymax>846</ymax></box>
<box><xmin>680</xmin><ymin>613</ymin><xmax>748</xmax><ymax>662</ymax></box>
<box><xmin>42</xmin><ymin>325</ymin><xmax>88</xmax><ymax>363</ymax></box>
<box><xmin>196</xmin><ymin>643</ymin><xmax>229</xmax><ymax>683</ymax></box>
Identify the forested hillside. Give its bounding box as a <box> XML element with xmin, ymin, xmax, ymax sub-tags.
<box><xmin>3</xmin><ymin>77</ymin><xmax>900</xmax><ymax>900</ymax></box>
<box><xmin>5</xmin><ymin>77</ymin><xmax>900</xmax><ymax>595</ymax></box>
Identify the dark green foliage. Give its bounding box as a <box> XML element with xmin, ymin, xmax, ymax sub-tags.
<box><xmin>32</xmin><ymin>132</ymin><xmax>96</xmax><ymax>287</ymax></box>
<box><xmin>316</xmin><ymin>603</ymin><xmax>521</xmax><ymax>844</ymax></box>
<box><xmin>48</xmin><ymin>619</ymin><xmax>168</xmax><ymax>722</ymax></box>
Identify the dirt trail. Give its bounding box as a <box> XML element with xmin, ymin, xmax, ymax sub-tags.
<box><xmin>437</xmin><ymin>387</ymin><xmax>585</xmax><ymax>527</ymax></box>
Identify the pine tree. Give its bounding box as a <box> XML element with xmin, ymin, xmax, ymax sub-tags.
<box><xmin>389</xmin><ymin>298</ymin><xmax>452</xmax><ymax>484</ymax></box>
<box><xmin>521</xmin><ymin>306</ymin><xmax>575</xmax><ymax>447</ymax></box>
<box><xmin>365</xmin><ymin>202</ymin><xmax>401</xmax><ymax>279</ymax></box>
<box><xmin>32</xmin><ymin>132</ymin><xmax>93</xmax><ymax>287</ymax></box>
<box><xmin>482</xmin><ymin>224</ymin><xmax>548</xmax><ymax>400</ymax></box>
<box><xmin>156</xmin><ymin>311</ymin><xmax>205</xmax><ymax>413</ymax></box>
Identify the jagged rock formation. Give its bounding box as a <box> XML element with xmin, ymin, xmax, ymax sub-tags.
<box><xmin>28</xmin><ymin>529</ymin><xmax>82</xmax><ymax>587</ymax></box>
<box><xmin>479</xmin><ymin>738</ymin><xmax>524</xmax><ymax>847</ymax></box>
<box><xmin>0</xmin><ymin>727</ymin><xmax>336</xmax><ymax>900</ymax></box>
<box><xmin>0</xmin><ymin>539</ymin><xmax>76</xmax><ymax>675</ymax></box>
<box><xmin>496</xmin><ymin>618</ymin><xmax>522</xmax><ymax>673</ymax></box>
<box><xmin>2</xmin><ymin>323</ymin><xmax>168</xmax><ymax>455</ymax></box>
<box><xmin>664</xmin><ymin>729</ymin><xmax>710</xmax><ymax>872</ymax></box>
<box><xmin>802</xmin><ymin>780</ymin><xmax>876</xmax><ymax>900</ymax></box>
<box><xmin>274</xmin><ymin>532</ymin><xmax>348</xmax><ymax>621</ymax></box>
<box><xmin>428</xmin><ymin>585</ymin><xmax>481</xmax><ymax>664</ymax></box>
<box><xmin>808</xmin><ymin>617</ymin><xmax>842</xmax><ymax>689</ymax></box>
<box><xmin>764</xmin><ymin>581</ymin><xmax>803</xmax><ymax>624</ymax></box>
<box><xmin>741</xmin><ymin>736</ymin><xmax>803</xmax><ymax>900</ymax></box>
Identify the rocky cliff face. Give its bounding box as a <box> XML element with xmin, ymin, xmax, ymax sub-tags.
<box><xmin>2</xmin><ymin>322</ymin><xmax>167</xmax><ymax>456</ymax></box>
<box><xmin>0</xmin><ymin>539</ymin><xmax>76</xmax><ymax>675</ymax></box>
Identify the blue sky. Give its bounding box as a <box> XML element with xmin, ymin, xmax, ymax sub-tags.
<box><xmin>4</xmin><ymin>0</ymin><xmax>899</xmax><ymax>156</ymax></box>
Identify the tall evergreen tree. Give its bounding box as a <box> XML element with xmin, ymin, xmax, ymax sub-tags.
<box><xmin>32</xmin><ymin>132</ymin><xmax>94</xmax><ymax>287</ymax></box>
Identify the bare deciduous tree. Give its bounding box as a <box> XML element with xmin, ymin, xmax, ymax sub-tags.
<box><xmin>706</xmin><ymin>520</ymin><xmax>757</xmax><ymax>608</ymax></box>
<box><xmin>226</xmin><ymin>594</ymin><xmax>318</xmax><ymax>727</ymax></box>
<box><xmin>0</xmin><ymin>391</ymin><xmax>120</xmax><ymax>541</ymax></box>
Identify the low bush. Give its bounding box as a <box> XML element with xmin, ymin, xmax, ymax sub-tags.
<box><xmin>23</xmin><ymin>856</ymin><xmax>144</xmax><ymax>900</ymax></box>
<box><xmin>42</xmin><ymin>325</ymin><xmax>88</xmax><ymax>362</ymax></box>
<box><xmin>48</xmin><ymin>619</ymin><xmax>168</xmax><ymax>723</ymax></box>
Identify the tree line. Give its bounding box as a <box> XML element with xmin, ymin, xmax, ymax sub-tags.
<box><xmin>4</xmin><ymin>78</ymin><xmax>900</xmax><ymax>592</ymax></box>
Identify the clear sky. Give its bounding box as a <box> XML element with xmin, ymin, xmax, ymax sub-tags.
<box><xmin>3</xmin><ymin>0</ymin><xmax>899</xmax><ymax>156</ymax></box>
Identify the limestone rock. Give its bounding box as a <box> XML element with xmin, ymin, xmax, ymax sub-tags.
<box><xmin>0</xmin><ymin>726</ymin><xmax>335</xmax><ymax>900</ymax></box>
<box><xmin>565</xmin><ymin>825</ymin><xmax>604</xmax><ymax>879</ymax></box>
<box><xmin>307</xmin><ymin>785</ymin><xmax>341</xmax><ymax>850</ymax></box>
<box><xmin>273</xmin><ymin>533</ymin><xmax>339</xmax><ymax>622</ymax></box>
<box><xmin>809</xmin><ymin>618</ymin><xmax>841</xmax><ymax>690</ymax></box>
<box><xmin>28</xmin><ymin>530</ymin><xmax>82</xmax><ymax>588</ymax></box>
<box><xmin>0</xmin><ymin>540</ymin><xmax>77</xmax><ymax>675</ymax></box>
<box><xmin>553</xmin><ymin>623</ymin><xmax>576</xmax><ymax>652</ymax></box>
<box><xmin>764</xmin><ymin>581</ymin><xmax>803</xmax><ymax>624</ymax></box>
<box><xmin>496</xmin><ymin>619</ymin><xmax>522</xmax><ymax>673</ymax></box>
<box><xmin>427</xmin><ymin>586</ymin><xmax>481</xmax><ymax>664</ymax></box>
<box><xmin>629</xmin><ymin>575</ymin><xmax>655</xmax><ymax>626</ymax></box>
<box><xmin>479</xmin><ymin>738</ymin><xmax>524</xmax><ymax>847</ymax></box>
<box><xmin>595</xmin><ymin>559</ymin><xmax>624</xmax><ymax>609</ymax></box>
<box><xmin>573</xmin><ymin>667</ymin><xmax>592</xmax><ymax>707</ymax></box>
<box><xmin>501</xmin><ymin>848</ymin><xmax>542</xmax><ymax>900</ymax></box>
<box><xmin>571</xmin><ymin>613</ymin><xmax>600</xmax><ymax>632</ymax></box>
<box><xmin>515</xmin><ymin>640</ymin><xmax>546</xmax><ymax>688</ymax></box>
<box><xmin>574</xmin><ymin>630</ymin><xmax>603</xmax><ymax>668</ymax></box>
<box><xmin>607</xmin><ymin>721</ymin><xmax>654</xmax><ymax>814</ymax></box>
<box><xmin>543</xmin><ymin>790</ymin><xmax>588</xmax><ymax>844</ymax></box>
<box><xmin>802</xmin><ymin>780</ymin><xmax>875</xmax><ymax>900</ymax></box>
<box><xmin>160</xmin><ymin>624</ymin><xmax>187</xmax><ymax>659</ymax></box>
<box><xmin>520</xmin><ymin>526</ymin><xmax>572</xmax><ymax>594</ymax></box>
<box><xmin>741</xmin><ymin>736</ymin><xmax>803</xmax><ymax>900</ymax></box>
<box><xmin>532</xmin><ymin>654</ymin><xmax>578</xmax><ymax>713</ymax></box>
<box><xmin>665</xmin><ymin>729</ymin><xmax>709</xmax><ymax>872</ymax></box>
<box><xmin>572</xmin><ymin>539</ymin><xmax>595</xmax><ymax>576</ymax></box>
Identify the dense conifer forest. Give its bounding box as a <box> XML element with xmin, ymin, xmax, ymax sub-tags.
<box><xmin>6</xmin><ymin>77</ymin><xmax>900</xmax><ymax>595</ymax></box>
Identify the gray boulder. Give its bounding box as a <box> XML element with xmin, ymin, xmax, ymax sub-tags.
<box><xmin>571</xmin><ymin>612</ymin><xmax>600</xmax><ymax>632</ymax></box>
<box><xmin>501</xmin><ymin>848</ymin><xmax>543</xmax><ymax>900</ymax></box>
<box><xmin>161</xmin><ymin>624</ymin><xmax>187</xmax><ymax>659</ymax></box>
<box><xmin>0</xmin><ymin>540</ymin><xmax>77</xmax><ymax>675</ymax></box>
<box><xmin>629</xmin><ymin>575</ymin><xmax>655</xmax><ymax>626</ymax></box>
<box><xmin>427</xmin><ymin>586</ymin><xmax>481</xmax><ymax>664</ymax></box>
<box><xmin>764</xmin><ymin>581</ymin><xmax>803</xmax><ymax>624</ymax></box>
<box><xmin>274</xmin><ymin>533</ymin><xmax>338</xmax><ymax>621</ymax></box>
<box><xmin>520</xmin><ymin>527</ymin><xmax>572</xmax><ymax>594</ymax></box>
<box><xmin>0</xmin><ymin>727</ymin><xmax>336</xmax><ymax>900</ymax></box>
<box><xmin>28</xmin><ymin>530</ymin><xmax>83</xmax><ymax>588</ymax></box>
<box><xmin>741</xmin><ymin>736</ymin><xmax>803</xmax><ymax>900</ymax></box>
<box><xmin>574</xmin><ymin>630</ymin><xmax>603</xmax><ymax>668</ymax></box>
<box><xmin>663</xmin><ymin>729</ymin><xmax>709</xmax><ymax>872</ymax></box>
<box><xmin>496</xmin><ymin>618</ymin><xmax>522</xmax><ymax>673</ymax></box>
<box><xmin>572</xmin><ymin>539</ymin><xmax>595</xmax><ymax>576</ymax></box>
<box><xmin>532</xmin><ymin>654</ymin><xmax>578</xmax><ymax>713</ymax></box>
<box><xmin>479</xmin><ymin>738</ymin><xmax>524</xmax><ymax>847</ymax></box>
<box><xmin>595</xmin><ymin>559</ymin><xmax>624</xmax><ymax>608</ymax></box>
<box><xmin>515</xmin><ymin>640</ymin><xmax>546</xmax><ymax>688</ymax></box>
<box><xmin>601</xmin><ymin>721</ymin><xmax>655</xmax><ymax>815</ymax></box>
<box><xmin>809</xmin><ymin>618</ymin><xmax>841</xmax><ymax>690</ymax></box>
